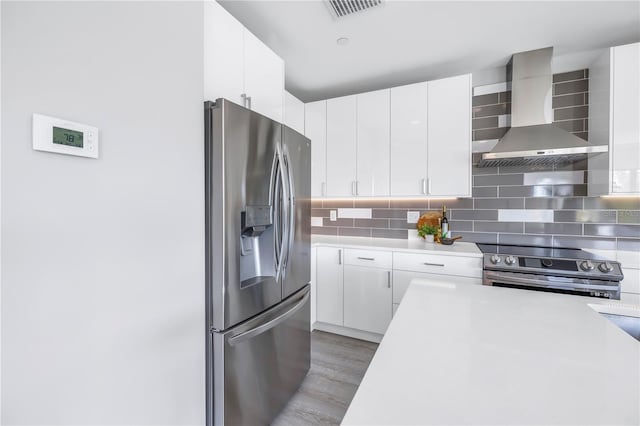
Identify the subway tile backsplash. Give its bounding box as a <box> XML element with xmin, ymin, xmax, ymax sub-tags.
<box><xmin>310</xmin><ymin>69</ymin><xmax>640</xmax><ymax>251</ymax></box>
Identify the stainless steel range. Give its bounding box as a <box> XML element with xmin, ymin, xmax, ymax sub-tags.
<box><xmin>478</xmin><ymin>244</ymin><xmax>623</xmax><ymax>299</ymax></box>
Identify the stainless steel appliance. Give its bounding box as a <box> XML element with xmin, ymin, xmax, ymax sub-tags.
<box><xmin>478</xmin><ymin>47</ymin><xmax>607</xmax><ymax>168</ymax></box>
<box><xmin>478</xmin><ymin>244</ymin><xmax>623</xmax><ymax>299</ymax></box>
<box><xmin>205</xmin><ymin>99</ymin><xmax>311</xmax><ymax>426</ymax></box>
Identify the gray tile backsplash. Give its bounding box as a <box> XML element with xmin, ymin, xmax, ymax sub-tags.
<box><xmin>554</xmin><ymin>210</ymin><xmax>617</xmax><ymax>223</ymax></box>
<box><xmin>310</xmin><ymin>69</ymin><xmax>640</xmax><ymax>250</ymax></box>
<box><xmin>524</xmin><ymin>222</ymin><xmax>583</xmax><ymax>236</ymax></box>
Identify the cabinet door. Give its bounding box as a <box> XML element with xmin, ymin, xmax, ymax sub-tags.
<box><xmin>427</xmin><ymin>74</ymin><xmax>472</xmax><ymax>197</ymax></box>
<box><xmin>390</xmin><ymin>82</ymin><xmax>429</xmax><ymax>196</ymax></box>
<box><xmin>203</xmin><ymin>0</ymin><xmax>244</xmax><ymax>105</ymax></box>
<box><xmin>243</xmin><ymin>29</ymin><xmax>284</xmax><ymax>122</ymax></box>
<box><xmin>283</xmin><ymin>91</ymin><xmax>305</xmax><ymax>135</ymax></box>
<box><xmin>611</xmin><ymin>43</ymin><xmax>640</xmax><ymax>194</ymax></box>
<box><xmin>344</xmin><ymin>266</ymin><xmax>392</xmax><ymax>334</ymax></box>
<box><xmin>305</xmin><ymin>101</ymin><xmax>327</xmax><ymax>197</ymax></box>
<box><xmin>316</xmin><ymin>247</ymin><xmax>344</xmax><ymax>326</ymax></box>
<box><xmin>326</xmin><ymin>95</ymin><xmax>357</xmax><ymax>196</ymax></box>
<box><xmin>310</xmin><ymin>247</ymin><xmax>317</xmax><ymax>327</ymax></box>
<box><xmin>357</xmin><ymin>89</ymin><xmax>390</xmax><ymax>196</ymax></box>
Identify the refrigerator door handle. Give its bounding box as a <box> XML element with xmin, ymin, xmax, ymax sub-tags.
<box><xmin>227</xmin><ymin>289</ymin><xmax>310</xmax><ymax>346</ymax></box>
<box><xmin>276</xmin><ymin>144</ymin><xmax>290</xmax><ymax>281</ymax></box>
<box><xmin>283</xmin><ymin>149</ymin><xmax>296</xmax><ymax>269</ymax></box>
<box><xmin>271</xmin><ymin>153</ymin><xmax>283</xmax><ymax>280</ymax></box>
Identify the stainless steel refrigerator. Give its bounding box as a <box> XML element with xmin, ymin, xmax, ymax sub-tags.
<box><xmin>204</xmin><ymin>99</ymin><xmax>311</xmax><ymax>426</ymax></box>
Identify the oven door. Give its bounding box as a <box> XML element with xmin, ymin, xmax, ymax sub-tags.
<box><xmin>483</xmin><ymin>270</ymin><xmax>621</xmax><ymax>299</ymax></box>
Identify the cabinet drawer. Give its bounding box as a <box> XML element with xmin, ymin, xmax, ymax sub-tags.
<box><xmin>344</xmin><ymin>249</ymin><xmax>393</xmax><ymax>269</ymax></box>
<box><xmin>393</xmin><ymin>252</ymin><xmax>482</xmax><ymax>278</ymax></box>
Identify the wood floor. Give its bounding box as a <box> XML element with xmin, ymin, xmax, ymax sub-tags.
<box><xmin>272</xmin><ymin>330</ymin><xmax>379</xmax><ymax>426</ymax></box>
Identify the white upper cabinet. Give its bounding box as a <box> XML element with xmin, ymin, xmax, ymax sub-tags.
<box><xmin>283</xmin><ymin>91</ymin><xmax>305</xmax><ymax>135</ymax></box>
<box><xmin>204</xmin><ymin>0</ymin><xmax>284</xmax><ymax>122</ymax></box>
<box><xmin>427</xmin><ymin>74</ymin><xmax>472</xmax><ymax>197</ymax></box>
<box><xmin>390</xmin><ymin>82</ymin><xmax>429</xmax><ymax>196</ymax></box>
<box><xmin>357</xmin><ymin>89</ymin><xmax>390</xmax><ymax>196</ymax></box>
<box><xmin>611</xmin><ymin>43</ymin><xmax>640</xmax><ymax>193</ymax></box>
<box><xmin>203</xmin><ymin>0</ymin><xmax>244</xmax><ymax>106</ymax></box>
<box><xmin>305</xmin><ymin>100</ymin><xmax>327</xmax><ymax>197</ymax></box>
<box><xmin>589</xmin><ymin>42</ymin><xmax>640</xmax><ymax>195</ymax></box>
<box><xmin>326</xmin><ymin>95</ymin><xmax>358</xmax><ymax>196</ymax></box>
<box><xmin>309</xmin><ymin>74</ymin><xmax>472</xmax><ymax>198</ymax></box>
<box><xmin>243</xmin><ymin>30</ymin><xmax>284</xmax><ymax>122</ymax></box>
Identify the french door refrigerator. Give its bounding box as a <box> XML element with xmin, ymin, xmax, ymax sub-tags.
<box><xmin>204</xmin><ymin>99</ymin><xmax>311</xmax><ymax>426</ymax></box>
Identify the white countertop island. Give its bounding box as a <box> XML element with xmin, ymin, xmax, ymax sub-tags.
<box><xmin>342</xmin><ymin>279</ymin><xmax>640</xmax><ymax>425</ymax></box>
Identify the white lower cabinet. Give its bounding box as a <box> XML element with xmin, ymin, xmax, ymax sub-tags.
<box><xmin>314</xmin><ymin>244</ymin><xmax>482</xmax><ymax>338</ymax></box>
<box><xmin>393</xmin><ymin>252</ymin><xmax>482</xmax><ymax>304</ymax></box>
<box><xmin>310</xmin><ymin>246</ymin><xmax>317</xmax><ymax>328</ymax></box>
<box><xmin>316</xmin><ymin>247</ymin><xmax>344</xmax><ymax>326</ymax></box>
<box><xmin>344</xmin><ymin>266</ymin><xmax>392</xmax><ymax>335</ymax></box>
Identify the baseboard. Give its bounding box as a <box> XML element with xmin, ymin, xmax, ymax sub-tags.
<box><xmin>313</xmin><ymin>322</ymin><xmax>383</xmax><ymax>343</ymax></box>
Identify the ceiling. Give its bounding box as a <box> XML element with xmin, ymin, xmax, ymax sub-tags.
<box><xmin>219</xmin><ymin>1</ymin><xmax>640</xmax><ymax>102</ymax></box>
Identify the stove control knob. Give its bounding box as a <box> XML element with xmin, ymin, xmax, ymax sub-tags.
<box><xmin>490</xmin><ymin>255</ymin><xmax>501</xmax><ymax>264</ymax></box>
<box><xmin>580</xmin><ymin>260</ymin><xmax>595</xmax><ymax>271</ymax></box>
<box><xmin>598</xmin><ymin>262</ymin><xmax>614</xmax><ymax>273</ymax></box>
<box><xmin>505</xmin><ymin>255</ymin><xmax>516</xmax><ymax>265</ymax></box>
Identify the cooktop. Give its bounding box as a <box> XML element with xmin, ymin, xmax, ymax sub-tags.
<box><xmin>476</xmin><ymin>244</ymin><xmax>611</xmax><ymax>261</ymax></box>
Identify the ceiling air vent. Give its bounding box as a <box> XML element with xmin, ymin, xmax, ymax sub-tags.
<box><xmin>326</xmin><ymin>0</ymin><xmax>383</xmax><ymax>18</ymax></box>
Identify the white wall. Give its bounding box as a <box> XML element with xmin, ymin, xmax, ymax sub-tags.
<box><xmin>1</xmin><ymin>2</ymin><xmax>205</xmax><ymax>424</ymax></box>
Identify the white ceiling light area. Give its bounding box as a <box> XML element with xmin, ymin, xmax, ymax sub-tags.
<box><xmin>219</xmin><ymin>1</ymin><xmax>640</xmax><ymax>102</ymax></box>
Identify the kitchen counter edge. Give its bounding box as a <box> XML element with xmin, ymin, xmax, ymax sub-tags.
<box><xmin>311</xmin><ymin>235</ymin><xmax>482</xmax><ymax>258</ymax></box>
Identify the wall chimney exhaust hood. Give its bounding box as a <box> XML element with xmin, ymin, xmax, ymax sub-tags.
<box><xmin>479</xmin><ymin>47</ymin><xmax>608</xmax><ymax>168</ymax></box>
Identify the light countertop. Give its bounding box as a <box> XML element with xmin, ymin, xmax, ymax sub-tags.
<box><xmin>342</xmin><ymin>279</ymin><xmax>640</xmax><ymax>425</ymax></box>
<box><xmin>311</xmin><ymin>235</ymin><xmax>483</xmax><ymax>258</ymax></box>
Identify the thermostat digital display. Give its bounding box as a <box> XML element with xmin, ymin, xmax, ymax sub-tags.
<box><xmin>33</xmin><ymin>113</ymin><xmax>99</xmax><ymax>158</ymax></box>
<box><xmin>52</xmin><ymin>126</ymin><xmax>83</xmax><ymax>148</ymax></box>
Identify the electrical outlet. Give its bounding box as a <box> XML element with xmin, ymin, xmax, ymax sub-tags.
<box><xmin>407</xmin><ymin>211</ymin><xmax>420</xmax><ymax>224</ymax></box>
<box><xmin>330</xmin><ymin>210</ymin><xmax>337</xmax><ymax>221</ymax></box>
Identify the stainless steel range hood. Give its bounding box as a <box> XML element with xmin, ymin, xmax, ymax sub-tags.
<box><xmin>479</xmin><ymin>47</ymin><xmax>608</xmax><ymax>167</ymax></box>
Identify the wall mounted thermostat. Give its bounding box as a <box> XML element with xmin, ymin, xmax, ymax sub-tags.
<box><xmin>33</xmin><ymin>113</ymin><xmax>99</xmax><ymax>159</ymax></box>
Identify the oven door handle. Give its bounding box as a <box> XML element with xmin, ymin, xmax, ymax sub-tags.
<box><xmin>484</xmin><ymin>271</ymin><xmax>618</xmax><ymax>291</ymax></box>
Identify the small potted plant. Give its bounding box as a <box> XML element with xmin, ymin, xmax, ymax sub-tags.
<box><xmin>417</xmin><ymin>223</ymin><xmax>438</xmax><ymax>243</ymax></box>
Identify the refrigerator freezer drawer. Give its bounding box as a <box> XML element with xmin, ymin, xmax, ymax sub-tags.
<box><xmin>209</xmin><ymin>285</ymin><xmax>310</xmax><ymax>426</ymax></box>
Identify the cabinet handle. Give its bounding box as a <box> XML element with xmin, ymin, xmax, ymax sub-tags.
<box><xmin>338</xmin><ymin>249</ymin><xmax>342</xmax><ymax>265</ymax></box>
<box><xmin>246</xmin><ymin>96</ymin><xmax>252</xmax><ymax>109</ymax></box>
<box><xmin>421</xmin><ymin>178</ymin><xmax>427</xmax><ymax>195</ymax></box>
<box><xmin>321</xmin><ymin>182</ymin><xmax>326</xmax><ymax>197</ymax></box>
<box><xmin>423</xmin><ymin>262</ymin><xmax>445</xmax><ymax>267</ymax></box>
<box><xmin>351</xmin><ymin>181</ymin><xmax>357</xmax><ymax>196</ymax></box>
<box><xmin>241</xmin><ymin>93</ymin><xmax>247</xmax><ymax>107</ymax></box>
<box><xmin>387</xmin><ymin>271</ymin><xmax>391</xmax><ymax>288</ymax></box>
<box><xmin>427</xmin><ymin>178</ymin><xmax>432</xmax><ymax>195</ymax></box>
<box><xmin>357</xmin><ymin>256</ymin><xmax>375</xmax><ymax>261</ymax></box>
<box><xmin>356</xmin><ymin>181</ymin><xmax>359</xmax><ymax>196</ymax></box>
